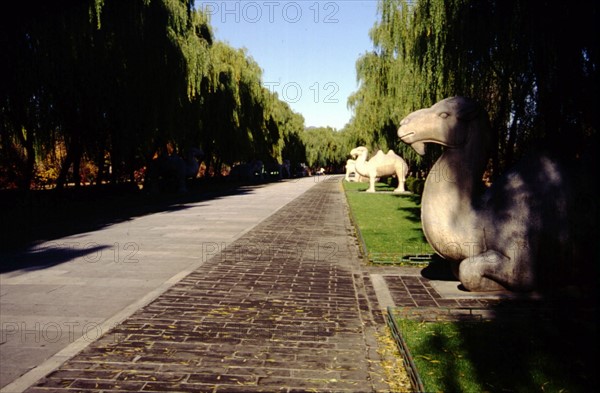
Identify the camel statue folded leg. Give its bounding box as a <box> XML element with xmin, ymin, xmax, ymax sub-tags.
<box><xmin>350</xmin><ymin>146</ymin><xmax>408</xmax><ymax>193</ymax></box>
<box><xmin>398</xmin><ymin>96</ymin><xmax>579</xmax><ymax>292</ymax></box>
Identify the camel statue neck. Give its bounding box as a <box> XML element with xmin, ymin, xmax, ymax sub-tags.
<box><xmin>354</xmin><ymin>151</ymin><xmax>368</xmax><ymax>171</ymax></box>
<box><xmin>421</xmin><ymin>118</ymin><xmax>491</xmax><ymax>260</ymax></box>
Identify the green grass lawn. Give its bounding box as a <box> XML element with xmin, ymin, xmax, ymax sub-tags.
<box><xmin>343</xmin><ymin>180</ymin><xmax>435</xmax><ymax>264</ymax></box>
<box><xmin>394</xmin><ymin>313</ymin><xmax>597</xmax><ymax>393</ymax></box>
<box><xmin>345</xmin><ymin>179</ymin><xmax>597</xmax><ymax>392</ymax></box>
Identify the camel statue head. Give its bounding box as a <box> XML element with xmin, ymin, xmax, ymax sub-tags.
<box><xmin>350</xmin><ymin>146</ymin><xmax>368</xmax><ymax>159</ymax></box>
<box><xmin>398</xmin><ymin>97</ymin><xmax>489</xmax><ymax>156</ymax></box>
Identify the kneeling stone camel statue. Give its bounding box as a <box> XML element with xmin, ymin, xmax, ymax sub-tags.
<box><xmin>350</xmin><ymin>146</ymin><xmax>408</xmax><ymax>193</ymax></box>
<box><xmin>398</xmin><ymin>96</ymin><xmax>578</xmax><ymax>292</ymax></box>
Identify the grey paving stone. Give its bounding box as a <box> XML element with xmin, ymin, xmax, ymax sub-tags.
<box><xmin>3</xmin><ymin>177</ymin><xmax>392</xmax><ymax>393</ymax></box>
<box><xmin>1</xmin><ymin>179</ymin><xmax>321</xmax><ymax>391</ymax></box>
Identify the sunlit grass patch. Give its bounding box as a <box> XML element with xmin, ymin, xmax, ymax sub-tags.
<box><xmin>343</xmin><ymin>180</ymin><xmax>434</xmax><ymax>264</ymax></box>
<box><xmin>393</xmin><ymin>312</ymin><xmax>597</xmax><ymax>392</ymax></box>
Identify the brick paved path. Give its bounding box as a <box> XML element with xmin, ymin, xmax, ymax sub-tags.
<box><xmin>24</xmin><ymin>179</ymin><xmax>390</xmax><ymax>393</ymax></box>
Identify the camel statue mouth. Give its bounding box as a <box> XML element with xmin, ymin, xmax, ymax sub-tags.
<box><xmin>398</xmin><ymin>131</ymin><xmax>426</xmax><ymax>155</ymax></box>
<box><xmin>398</xmin><ymin>131</ymin><xmax>415</xmax><ymax>140</ymax></box>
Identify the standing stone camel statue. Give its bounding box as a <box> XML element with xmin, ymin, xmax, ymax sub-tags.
<box><xmin>344</xmin><ymin>159</ymin><xmax>362</xmax><ymax>182</ymax></box>
<box><xmin>350</xmin><ymin>146</ymin><xmax>408</xmax><ymax>193</ymax></box>
<box><xmin>398</xmin><ymin>96</ymin><xmax>578</xmax><ymax>292</ymax></box>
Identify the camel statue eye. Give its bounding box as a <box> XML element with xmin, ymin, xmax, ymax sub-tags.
<box><xmin>439</xmin><ymin>112</ymin><xmax>449</xmax><ymax>119</ymax></box>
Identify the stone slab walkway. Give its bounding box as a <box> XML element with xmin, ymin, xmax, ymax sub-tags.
<box><xmin>7</xmin><ymin>173</ymin><xmax>590</xmax><ymax>392</ymax></box>
<box><xmin>7</xmin><ymin>177</ymin><xmax>390</xmax><ymax>393</ymax></box>
<box><xmin>1</xmin><ymin>178</ymin><xmax>327</xmax><ymax>391</ymax></box>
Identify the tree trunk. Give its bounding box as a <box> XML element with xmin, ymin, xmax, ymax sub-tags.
<box><xmin>56</xmin><ymin>150</ymin><xmax>72</xmax><ymax>190</ymax></box>
<box><xmin>95</xmin><ymin>150</ymin><xmax>105</xmax><ymax>186</ymax></box>
<box><xmin>73</xmin><ymin>151</ymin><xmax>81</xmax><ymax>187</ymax></box>
<box><xmin>16</xmin><ymin>127</ymin><xmax>36</xmax><ymax>191</ymax></box>
<box><xmin>56</xmin><ymin>140</ymin><xmax>81</xmax><ymax>189</ymax></box>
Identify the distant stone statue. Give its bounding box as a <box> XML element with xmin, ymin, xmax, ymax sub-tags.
<box><xmin>281</xmin><ymin>159</ymin><xmax>291</xmax><ymax>178</ymax></box>
<box><xmin>144</xmin><ymin>146</ymin><xmax>203</xmax><ymax>193</ymax></box>
<box><xmin>398</xmin><ymin>96</ymin><xmax>579</xmax><ymax>292</ymax></box>
<box><xmin>344</xmin><ymin>159</ymin><xmax>358</xmax><ymax>182</ymax></box>
<box><xmin>350</xmin><ymin>146</ymin><xmax>408</xmax><ymax>193</ymax></box>
<box><xmin>229</xmin><ymin>160</ymin><xmax>264</xmax><ymax>182</ymax></box>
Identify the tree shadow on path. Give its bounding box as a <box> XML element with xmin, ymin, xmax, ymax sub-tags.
<box><xmin>1</xmin><ymin>178</ymin><xmax>271</xmax><ymax>272</ymax></box>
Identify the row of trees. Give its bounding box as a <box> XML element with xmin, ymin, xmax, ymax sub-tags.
<box><xmin>343</xmin><ymin>0</ymin><xmax>599</xmax><ymax>177</ymax></box>
<box><xmin>297</xmin><ymin>0</ymin><xmax>598</xmax><ymax>179</ymax></box>
<box><xmin>3</xmin><ymin>0</ymin><xmax>598</xmax><ymax>190</ymax></box>
<box><xmin>1</xmin><ymin>0</ymin><xmax>306</xmax><ymax>190</ymax></box>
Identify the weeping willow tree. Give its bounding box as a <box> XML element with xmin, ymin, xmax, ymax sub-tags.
<box><xmin>1</xmin><ymin>0</ymin><xmax>96</xmax><ymax>189</ymax></box>
<box><xmin>0</xmin><ymin>0</ymin><xmax>212</xmax><ymax>188</ymax></box>
<box><xmin>347</xmin><ymin>0</ymin><xmax>425</xmax><ymax>166</ymax></box>
<box><xmin>197</xmin><ymin>42</ymin><xmax>303</xmax><ymax>172</ymax></box>
<box><xmin>349</xmin><ymin>0</ymin><xmax>599</xmax><ymax>177</ymax></box>
<box><xmin>1</xmin><ymin>0</ymin><xmax>305</xmax><ymax>190</ymax></box>
<box><xmin>301</xmin><ymin>127</ymin><xmax>350</xmax><ymax>169</ymax></box>
<box><xmin>89</xmin><ymin>0</ymin><xmax>215</xmax><ymax>185</ymax></box>
<box><xmin>269</xmin><ymin>96</ymin><xmax>306</xmax><ymax>166</ymax></box>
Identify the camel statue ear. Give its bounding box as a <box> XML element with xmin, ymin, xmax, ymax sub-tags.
<box><xmin>454</xmin><ymin>97</ymin><xmax>482</xmax><ymax>121</ymax></box>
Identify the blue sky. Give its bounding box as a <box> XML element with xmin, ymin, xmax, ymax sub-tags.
<box><xmin>195</xmin><ymin>1</ymin><xmax>380</xmax><ymax>130</ymax></box>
